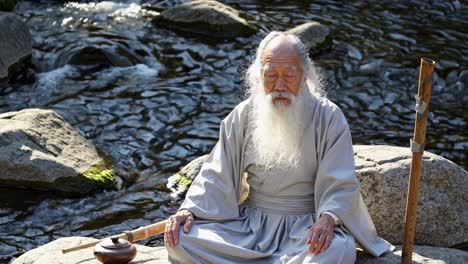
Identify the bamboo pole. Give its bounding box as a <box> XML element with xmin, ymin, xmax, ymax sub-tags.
<box><xmin>62</xmin><ymin>220</ymin><xmax>167</xmax><ymax>254</ymax></box>
<box><xmin>401</xmin><ymin>57</ymin><xmax>435</xmax><ymax>264</ymax></box>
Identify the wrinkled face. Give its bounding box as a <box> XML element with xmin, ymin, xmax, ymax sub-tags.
<box><xmin>261</xmin><ymin>37</ymin><xmax>303</xmax><ymax>106</ymax></box>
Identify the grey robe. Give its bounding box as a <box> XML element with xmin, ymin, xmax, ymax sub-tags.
<box><xmin>166</xmin><ymin>96</ymin><xmax>394</xmax><ymax>263</ymax></box>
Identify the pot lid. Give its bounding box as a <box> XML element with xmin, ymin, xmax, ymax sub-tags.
<box><xmin>99</xmin><ymin>237</ymin><xmax>131</xmax><ymax>249</ymax></box>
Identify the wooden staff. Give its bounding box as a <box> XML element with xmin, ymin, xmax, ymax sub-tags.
<box><xmin>401</xmin><ymin>57</ymin><xmax>435</xmax><ymax>264</ymax></box>
<box><xmin>62</xmin><ymin>220</ymin><xmax>167</xmax><ymax>254</ymax></box>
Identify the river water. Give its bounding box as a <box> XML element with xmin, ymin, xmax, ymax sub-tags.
<box><xmin>0</xmin><ymin>0</ymin><xmax>466</xmax><ymax>262</ymax></box>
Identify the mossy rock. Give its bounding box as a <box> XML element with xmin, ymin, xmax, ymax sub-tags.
<box><xmin>0</xmin><ymin>108</ymin><xmax>116</xmax><ymax>195</ymax></box>
<box><xmin>0</xmin><ymin>158</ymin><xmax>116</xmax><ymax>194</ymax></box>
<box><xmin>167</xmin><ymin>155</ymin><xmax>208</xmax><ymax>196</ymax></box>
<box><xmin>54</xmin><ymin>157</ymin><xmax>116</xmax><ymax>193</ymax></box>
<box><xmin>167</xmin><ymin>173</ymin><xmax>193</xmax><ymax>196</ymax></box>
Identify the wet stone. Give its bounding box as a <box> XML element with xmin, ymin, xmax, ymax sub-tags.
<box><xmin>135</xmin><ymin>130</ymin><xmax>156</xmax><ymax>143</ymax></box>
<box><xmin>387</xmin><ymin>33</ymin><xmax>417</xmax><ymax>44</ymax></box>
<box><xmin>439</xmin><ymin>59</ymin><xmax>459</xmax><ymax>69</ymax></box>
<box><xmin>359</xmin><ymin>59</ymin><xmax>384</xmax><ymax>75</ymax></box>
<box><xmin>154</xmin><ymin>0</ymin><xmax>257</xmax><ymax>38</ymax></box>
<box><xmin>140</xmin><ymin>155</ymin><xmax>155</xmax><ymax>167</ymax></box>
<box><xmin>347</xmin><ymin>44</ymin><xmax>363</xmax><ymax>61</ymax></box>
<box><xmin>383</xmin><ymin>92</ymin><xmax>398</xmax><ymax>105</ymax></box>
<box><xmin>119</xmin><ymin>115</ymin><xmax>142</xmax><ymax>128</ymax></box>
<box><xmin>445</xmin><ymin>70</ymin><xmax>458</xmax><ymax>85</ymax></box>
<box><xmin>457</xmin><ymin>70</ymin><xmax>468</xmax><ymax>84</ymax></box>
<box><xmin>381</xmin><ymin>106</ymin><xmax>392</xmax><ymax>115</ymax></box>
<box><xmin>368</xmin><ymin>98</ymin><xmax>384</xmax><ymax>111</ymax></box>
<box><xmin>0</xmin><ymin>243</ymin><xmax>16</xmax><ymax>260</ymax></box>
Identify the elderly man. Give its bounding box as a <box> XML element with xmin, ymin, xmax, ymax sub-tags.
<box><xmin>164</xmin><ymin>32</ymin><xmax>394</xmax><ymax>263</ymax></box>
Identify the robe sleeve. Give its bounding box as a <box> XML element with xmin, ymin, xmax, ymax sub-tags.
<box><xmin>178</xmin><ymin>104</ymin><xmax>247</xmax><ymax>221</ymax></box>
<box><xmin>314</xmin><ymin>106</ymin><xmax>395</xmax><ymax>257</ymax></box>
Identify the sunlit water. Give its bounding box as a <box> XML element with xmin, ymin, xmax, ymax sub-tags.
<box><xmin>0</xmin><ymin>0</ymin><xmax>466</xmax><ymax>262</ymax></box>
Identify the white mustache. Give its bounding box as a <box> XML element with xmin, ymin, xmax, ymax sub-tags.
<box><xmin>267</xmin><ymin>91</ymin><xmax>295</xmax><ymax>101</ymax></box>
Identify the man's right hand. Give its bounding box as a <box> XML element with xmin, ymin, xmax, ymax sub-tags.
<box><xmin>164</xmin><ymin>209</ymin><xmax>195</xmax><ymax>248</ymax></box>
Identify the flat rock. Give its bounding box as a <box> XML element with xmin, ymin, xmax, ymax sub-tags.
<box><xmin>14</xmin><ymin>237</ymin><xmax>468</xmax><ymax>264</ymax></box>
<box><xmin>13</xmin><ymin>237</ymin><xmax>168</xmax><ymax>264</ymax></box>
<box><xmin>0</xmin><ymin>12</ymin><xmax>32</xmax><ymax>79</ymax></box>
<box><xmin>0</xmin><ymin>108</ymin><xmax>115</xmax><ymax>193</ymax></box>
<box><xmin>354</xmin><ymin>145</ymin><xmax>468</xmax><ymax>248</ymax></box>
<box><xmin>357</xmin><ymin>245</ymin><xmax>468</xmax><ymax>264</ymax></box>
<box><xmin>154</xmin><ymin>0</ymin><xmax>257</xmax><ymax>38</ymax></box>
<box><xmin>286</xmin><ymin>21</ymin><xmax>332</xmax><ymax>54</ymax></box>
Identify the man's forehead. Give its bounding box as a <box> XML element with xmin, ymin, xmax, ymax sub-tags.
<box><xmin>261</xmin><ymin>37</ymin><xmax>301</xmax><ymax>66</ymax></box>
<box><xmin>262</xmin><ymin>55</ymin><xmax>301</xmax><ymax>71</ymax></box>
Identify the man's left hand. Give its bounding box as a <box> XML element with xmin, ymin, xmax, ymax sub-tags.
<box><xmin>306</xmin><ymin>214</ymin><xmax>335</xmax><ymax>255</ymax></box>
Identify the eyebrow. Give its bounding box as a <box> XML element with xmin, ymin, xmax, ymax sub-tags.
<box><xmin>262</xmin><ymin>65</ymin><xmax>299</xmax><ymax>71</ymax></box>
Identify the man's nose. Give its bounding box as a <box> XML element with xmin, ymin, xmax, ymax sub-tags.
<box><xmin>273</xmin><ymin>78</ymin><xmax>288</xmax><ymax>92</ymax></box>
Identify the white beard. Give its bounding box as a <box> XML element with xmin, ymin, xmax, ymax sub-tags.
<box><xmin>249</xmin><ymin>84</ymin><xmax>310</xmax><ymax>169</ymax></box>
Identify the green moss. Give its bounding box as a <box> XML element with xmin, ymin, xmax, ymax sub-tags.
<box><xmin>175</xmin><ymin>174</ymin><xmax>193</xmax><ymax>190</ymax></box>
<box><xmin>166</xmin><ymin>173</ymin><xmax>194</xmax><ymax>197</ymax></box>
<box><xmin>81</xmin><ymin>158</ymin><xmax>114</xmax><ymax>184</ymax></box>
<box><xmin>53</xmin><ymin>157</ymin><xmax>116</xmax><ymax>194</ymax></box>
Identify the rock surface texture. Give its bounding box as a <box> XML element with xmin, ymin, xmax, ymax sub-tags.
<box><xmin>14</xmin><ymin>237</ymin><xmax>468</xmax><ymax>264</ymax></box>
<box><xmin>357</xmin><ymin>245</ymin><xmax>468</xmax><ymax>264</ymax></box>
<box><xmin>13</xmin><ymin>237</ymin><xmax>168</xmax><ymax>264</ymax></box>
<box><xmin>354</xmin><ymin>145</ymin><xmax>467</xmax><ymax>248</ymax></box>
<box><xmin>0</xmin><ymin>108</ymin><xmax>115</xmax><ymax>193</ymax></box>
<box><xmin>0</xmin><ymin>12</ymin><xmax>32</xmax><ymax>79</ymax></box>
<box><xmin>167</xmin><ymin>155</ymin><xmax>208</xmax><ymax>195</ymax></box>
<box><xmin>286</xmin><ymin>21</ymin><xmax>332</xmax><ymax>54</ymax></box>
<box><xmin>154</xmin><ymin>0</ymin><xmax>257</xmax><ymax>38</ymax></box>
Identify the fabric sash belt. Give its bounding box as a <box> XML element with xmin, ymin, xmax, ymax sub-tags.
<box><xmin>244</xmin><ymin>191</ymin><xmax>315</xmax><ymax>215</ymax></box>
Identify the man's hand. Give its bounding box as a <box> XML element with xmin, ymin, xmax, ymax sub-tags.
<box><xmin>164</xmin><ymin>209</ymin><xmax>195</xmax><ymax>248</ymax></box>
<box><xmin>306</xmin><ymin>213</ymin><xmax>335</xmax><ymax>255</ymax></box>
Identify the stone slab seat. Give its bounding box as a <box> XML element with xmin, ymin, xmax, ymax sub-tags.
<box><xmin>12</xmin><ymin>236</ymin><xmax>468</xmax><ymax>264</ymax></box>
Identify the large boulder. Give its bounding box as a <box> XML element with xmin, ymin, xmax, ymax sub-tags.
<box><xmin>286</xmin><ymin>21</ymin><xmax>332</xmax><ymax>54</ymax></box>
<box><xmin>0</xmin><ymin>108</ymin><xmax>115</xmax><ymax>194</ymax></box>
<box><xmin>0</xmin><ymin>12</ymin><xmax>32</xmax><ymax>80</ymax></box>
<box><xmin>153</xmin><ymin>0</ymin><xmax>257</xmax><ymax>38</ymax></box>
<box><xmin>355</xmin><ymin>145</ymin><xmax>467</xmax><ymax>248</ymax></box>
<box><xmin>13</xmin><ymin>236</ymin><xmax>468</xmax><ymax>264</ymax></box>
<box><xmin>13</xmin><ymin>237</ymin><xmax>168</xmax><ymax>264</ymax></box>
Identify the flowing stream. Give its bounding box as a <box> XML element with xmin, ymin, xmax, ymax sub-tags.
<box><xmin>0</xmin><ymin>0</ymin><xmax>466</xmax><ymax>262</ymax></box>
